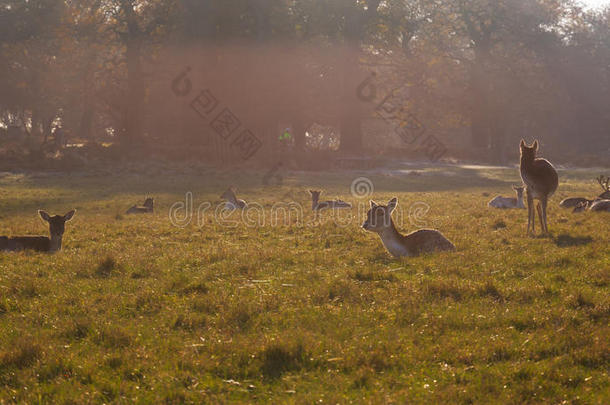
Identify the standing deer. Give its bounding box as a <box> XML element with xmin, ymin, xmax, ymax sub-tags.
<box><xmin>362</xmin><ymin>198</ymin><xmax>454</xmax><ymax>257</ymax></box>
<box><xmin>0</xmin><ymin>210</ymin><xmax>76</xmax><ymax>252</ymax></box>
<box><xmin>126</xmin><ymin>197</ymin><xmax>154</xmax><ymax>214</ymax></box>
<box><xmin>221</xmin><ymin>187</ymin><xmax>247</xmax><ymax>210</ymax></box>
<box><xmin>488</xmin><ymin>185</ymin><xmax>525</xmax><ymax>209</ymax></box>
<box><xmin>519</xmin><ymin>140</ymin><xmax>559</xmax><ymax>235</ymax></box>
<box><xmin>309</xmin><ymin>190</ymin><xmax>352</xmax><ymax>211</ymax></box>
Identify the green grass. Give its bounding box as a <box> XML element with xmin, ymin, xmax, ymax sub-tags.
<box><xmin>0</xmin><ymin>165</ymin><xmax>608</xmax><ymax>404</ymax></box>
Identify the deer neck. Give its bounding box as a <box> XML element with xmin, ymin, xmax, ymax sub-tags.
<box><xmin>49</xmin><ymin>234</ymin><xmax>62</xmax><ymax>251</ymax></box>
<box><xmin>377</xmin><ymin>220</ymin><xmax>411</xmax><ymax>257</ymax></box>
<box><xmin>515</xmin><ymin>193</ymin><xmax>525</xmax><ymax>208</ymax></box>
<box><xmin>311</xmin><ymin>195</ymin><xmax>319</xmax><ymax>210</ymax></box>
<box><xmin>520</xmin><ymin>156</ymin><xmax>534</xmax><ymax>170</ymax></box>
<box><xmin>225</xmin><ymin>192</ymin><xmax>238</xmax><ymax>204</ymax></box>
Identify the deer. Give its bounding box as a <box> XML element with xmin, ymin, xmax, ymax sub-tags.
<box><xmin>488</xmin><ymin>185</ymin><xmax>525</xmax><ymax>209</ymax></box>
<box><xmin>0</xmin><ymin>210</ymin><xmax>76</xmax><ymax>252</ymax></box>
<box><xmin>573</xmin><ymin>199</ymin><xmax>610</xmax><ymax>213</ymax></box>
<box><xmin>560</xmin><ymin>175</ymin><xmax>610</xmax><ymax>209</ymax></box>
<box><xmin>126</xmin><ymin>197</ymin><xmax>154</xmax><ymax>214</ymax></box>
<box><xmin>308</xmin><ymin>190</ymin><xmax>352</xmax><ymax>211</ymax></box>
<box><xmin>519</xmin><ymin>140</ymin><xmax>559</xmax><ymax>235</ymax></box>
<box><xmin>362</xmin><ymin>198</ymin><xmax>455</xmax><ymax>257</ymax></box>
<box><xmin>560</xmin><ymin>197</ymin><xmax>593</xmax><ymax>209</ymax></box>
<box><xmin>220</xmin><ymin>187</ymin><xmax>247</xmax><ymax>210</ymax></box>
<box><xmin>589</xmin><ymin>199</ymin><xmax>610</xmax><ymax>212</ymax></box>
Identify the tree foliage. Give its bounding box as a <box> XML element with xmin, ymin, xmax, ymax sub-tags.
<box><xmin>0</xmin><ymin>0</ymin><xmax>608</xmax><ymax>164</ymax></box>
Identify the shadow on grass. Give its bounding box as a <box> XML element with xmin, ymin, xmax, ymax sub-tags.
<box><xmin>554</xmin><ymin>234</ymin><xmax>593</xmax><ymax>247</ymax></box>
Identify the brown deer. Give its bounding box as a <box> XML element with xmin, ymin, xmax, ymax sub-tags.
<box><xmin>519</xmin><ymin>140</ymin><xmax>559</xmax><ymax>235</ymax></box>
<box><xmin>362</xmin><ymin>198</ymin><xmax>454</xmax><ymax>257</ymax></box>
<box><xmin>126</xmin><ymin>197</ymin><xmax>154</xmax><ymax>214</ymax></box>
<box><xmin>560</xmin><ymin>176</ymin><xmax>609</xmax><ymax>209</ymax></box>
<box><xmin>220</xmin><ymin>187</ymin><xmax>247</xmax><ymax>210</ymax></box>
<box><xmin>589</xmin><ymin>199</ymin><xmax>610</xmax><ymax>212</ymax></box>
<box><xmin>560</xmin><ymin>197</ymin><xmax>592</xmax><ymax>209</ymax></box>
<box><xmin>0</xmin><ymin>210</ymin><xmax>76</xmax><ymax>252</ymax></box>
<box><xmin>573</xmin><ymin>199</ymin><xmax>610</xmax><ymax>213</ymax></box>
<box><xmin>488</xmin><ymin>185</ymin><xmax>525</xmax><ymax>209</ymax></box>
<box><xmin>309</xmin><ymin>190</ymin><xmax>352</xmax><ymax>211</ymax></box>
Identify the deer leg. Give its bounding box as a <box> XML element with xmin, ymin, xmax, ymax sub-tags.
<box><xmin>531</xmin><ymin>201</ymin><xmax>536</xmax><ymax>234</ymax></box>
<box><xmin>526</xmin><ymin>191</ymin><xmax>534</xmax><ymax>234</ymax></box>
<box><xmin>541</xmin><ymin>197</ymin><xmax>549</xmax><ymax>234</ymax></box>
<box><xmin>536</xmin><ymin>202</ymin><xmax>544</xmax><ymax>234</ymax></box>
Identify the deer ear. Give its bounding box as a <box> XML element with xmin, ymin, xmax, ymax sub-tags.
<box><xmin>533</xmin><ymin>140</ymin><xmax>539</xmax><ymax>151</ymax></box>
<box><xmin>520</xmin><ymin>139</ymin><xmax>526</xmax><ymax>148</ymax></box>
<box><xmin>63</xmin><ymin>210</ymin><xmax>76</xmax><ymax>222</ymax></box>
<box><xmin>387</xmin><ymin>197</ymin><xmax>398</xmax><ymax>212</ymax></box>
<box><xmin>39</xmin><ymin>210</ymin><xmax>51</xmax><ymax>222</ymax></box>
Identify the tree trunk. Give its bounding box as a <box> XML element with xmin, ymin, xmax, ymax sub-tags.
<box><xmin>79</xmin><ymin>107</ymin><xmax>94</xmax><ymax>140</ymax></box>
<box><xmin>337</xmin><ymin>1</ymin><xmax>381</xmax><ymax>154</ymax></box>
<box><xmin>339</xmin><ymin>107</ymin><xmax>364</xmax><ymax>153</ymax></box>
<box><xmin>123</xmin><ymin>2</ymin><xmax>145</xmax><ymax>149</ymax></box>
<box><xmin>293</xmin><ymin>117</ymin><xmax>308</xmax><ymax>152</ymax></box>
<box><xmin>339</xmin><ymin>42</ymin><xmax>364</xmax><ymax>154</ymax></box>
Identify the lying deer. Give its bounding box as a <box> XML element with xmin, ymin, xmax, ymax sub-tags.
<box><xmin>488</xmin><ymin>185</ymin><xmax>525</xmax><ymax>209</ymax></box>
<box><xmin>0</xmin><ymin>210</ymin><xmax>76</xmax><ymax>252</ymax></box>
<box><xmin>309</xmin><ymin>190</ymin><xmax>352</xmax><ymax>211</ymax></box>
<box><xmin>221</xmin><ymin>187</ymin><xmax>247</xmax><ymax>210</ymax></box>
<box><xmin>560</xmin><ymin>175</ymin><xmax>610</xmax><ymax>209</ymax></box>
<box><xmin>519</xmin><ymin>140</ymin><xmax>558</xmax><ymax>235</ymax></box>
<box><xmin>126</xmin><ymin>197</ymin><xmax>154</xmax><ymax>214</ymax></box>
<box><xmin>573</xmin><ymin>199</ymin><xmax>610</xmax><ymax>213</ymax></box>
<box><xmin>560</xmin><ymin>197</ymin><xmax>592</xmax><ymax>209</ymax></box>
<box><xmin>362</xmin><ymin>198</ymin><xmax>455</xmax><ymax>257</ymax></box>
<box><xmin>590</xmin><ymin>199</ymin><xmax>610</xmax><ymax>212</ymax></box>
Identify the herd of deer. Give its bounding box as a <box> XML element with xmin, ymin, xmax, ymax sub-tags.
<box><xmin>490</xmin><ymin>175</ymin><xmax>610</xmax><ymax>213</ymax></box>
<box><xmin>0</xmin><ymin>140</ymin><xmax>607</xmax><ymax>257</ymax></box>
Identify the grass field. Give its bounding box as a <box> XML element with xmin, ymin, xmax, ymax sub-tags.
<box><xmin>0</xmin><ymin>164</ymin><xmax>608</xmax><ymax>404</ymax></box>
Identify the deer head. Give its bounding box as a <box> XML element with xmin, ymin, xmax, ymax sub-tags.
<box><xmin>308</xmin><ymin>190</ymin><xmax>321</xmax><ymax>200</ymax></box>
<box><xmin>519</xmin><ymin>139</ymin><xmax>538</xmax><ymax>163</ymax></box>
<box><xmin>362</xmin><ymin>198</ymin><xmax>397</xmax><ymax>232</ymax></box>
<box><xmin>597</xmin><ymin>175</ymin><xmax>610</xmax><ymax>199</ymax></box>
<box><xmin>39</xmin><ymin>210</ymin><xmax>76</xmax><ymax>251</ymax></box>
<box><xmin>220</xmin><ymin>187</ymin><xmax>237</xmax><ymax>201</ymax></box>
